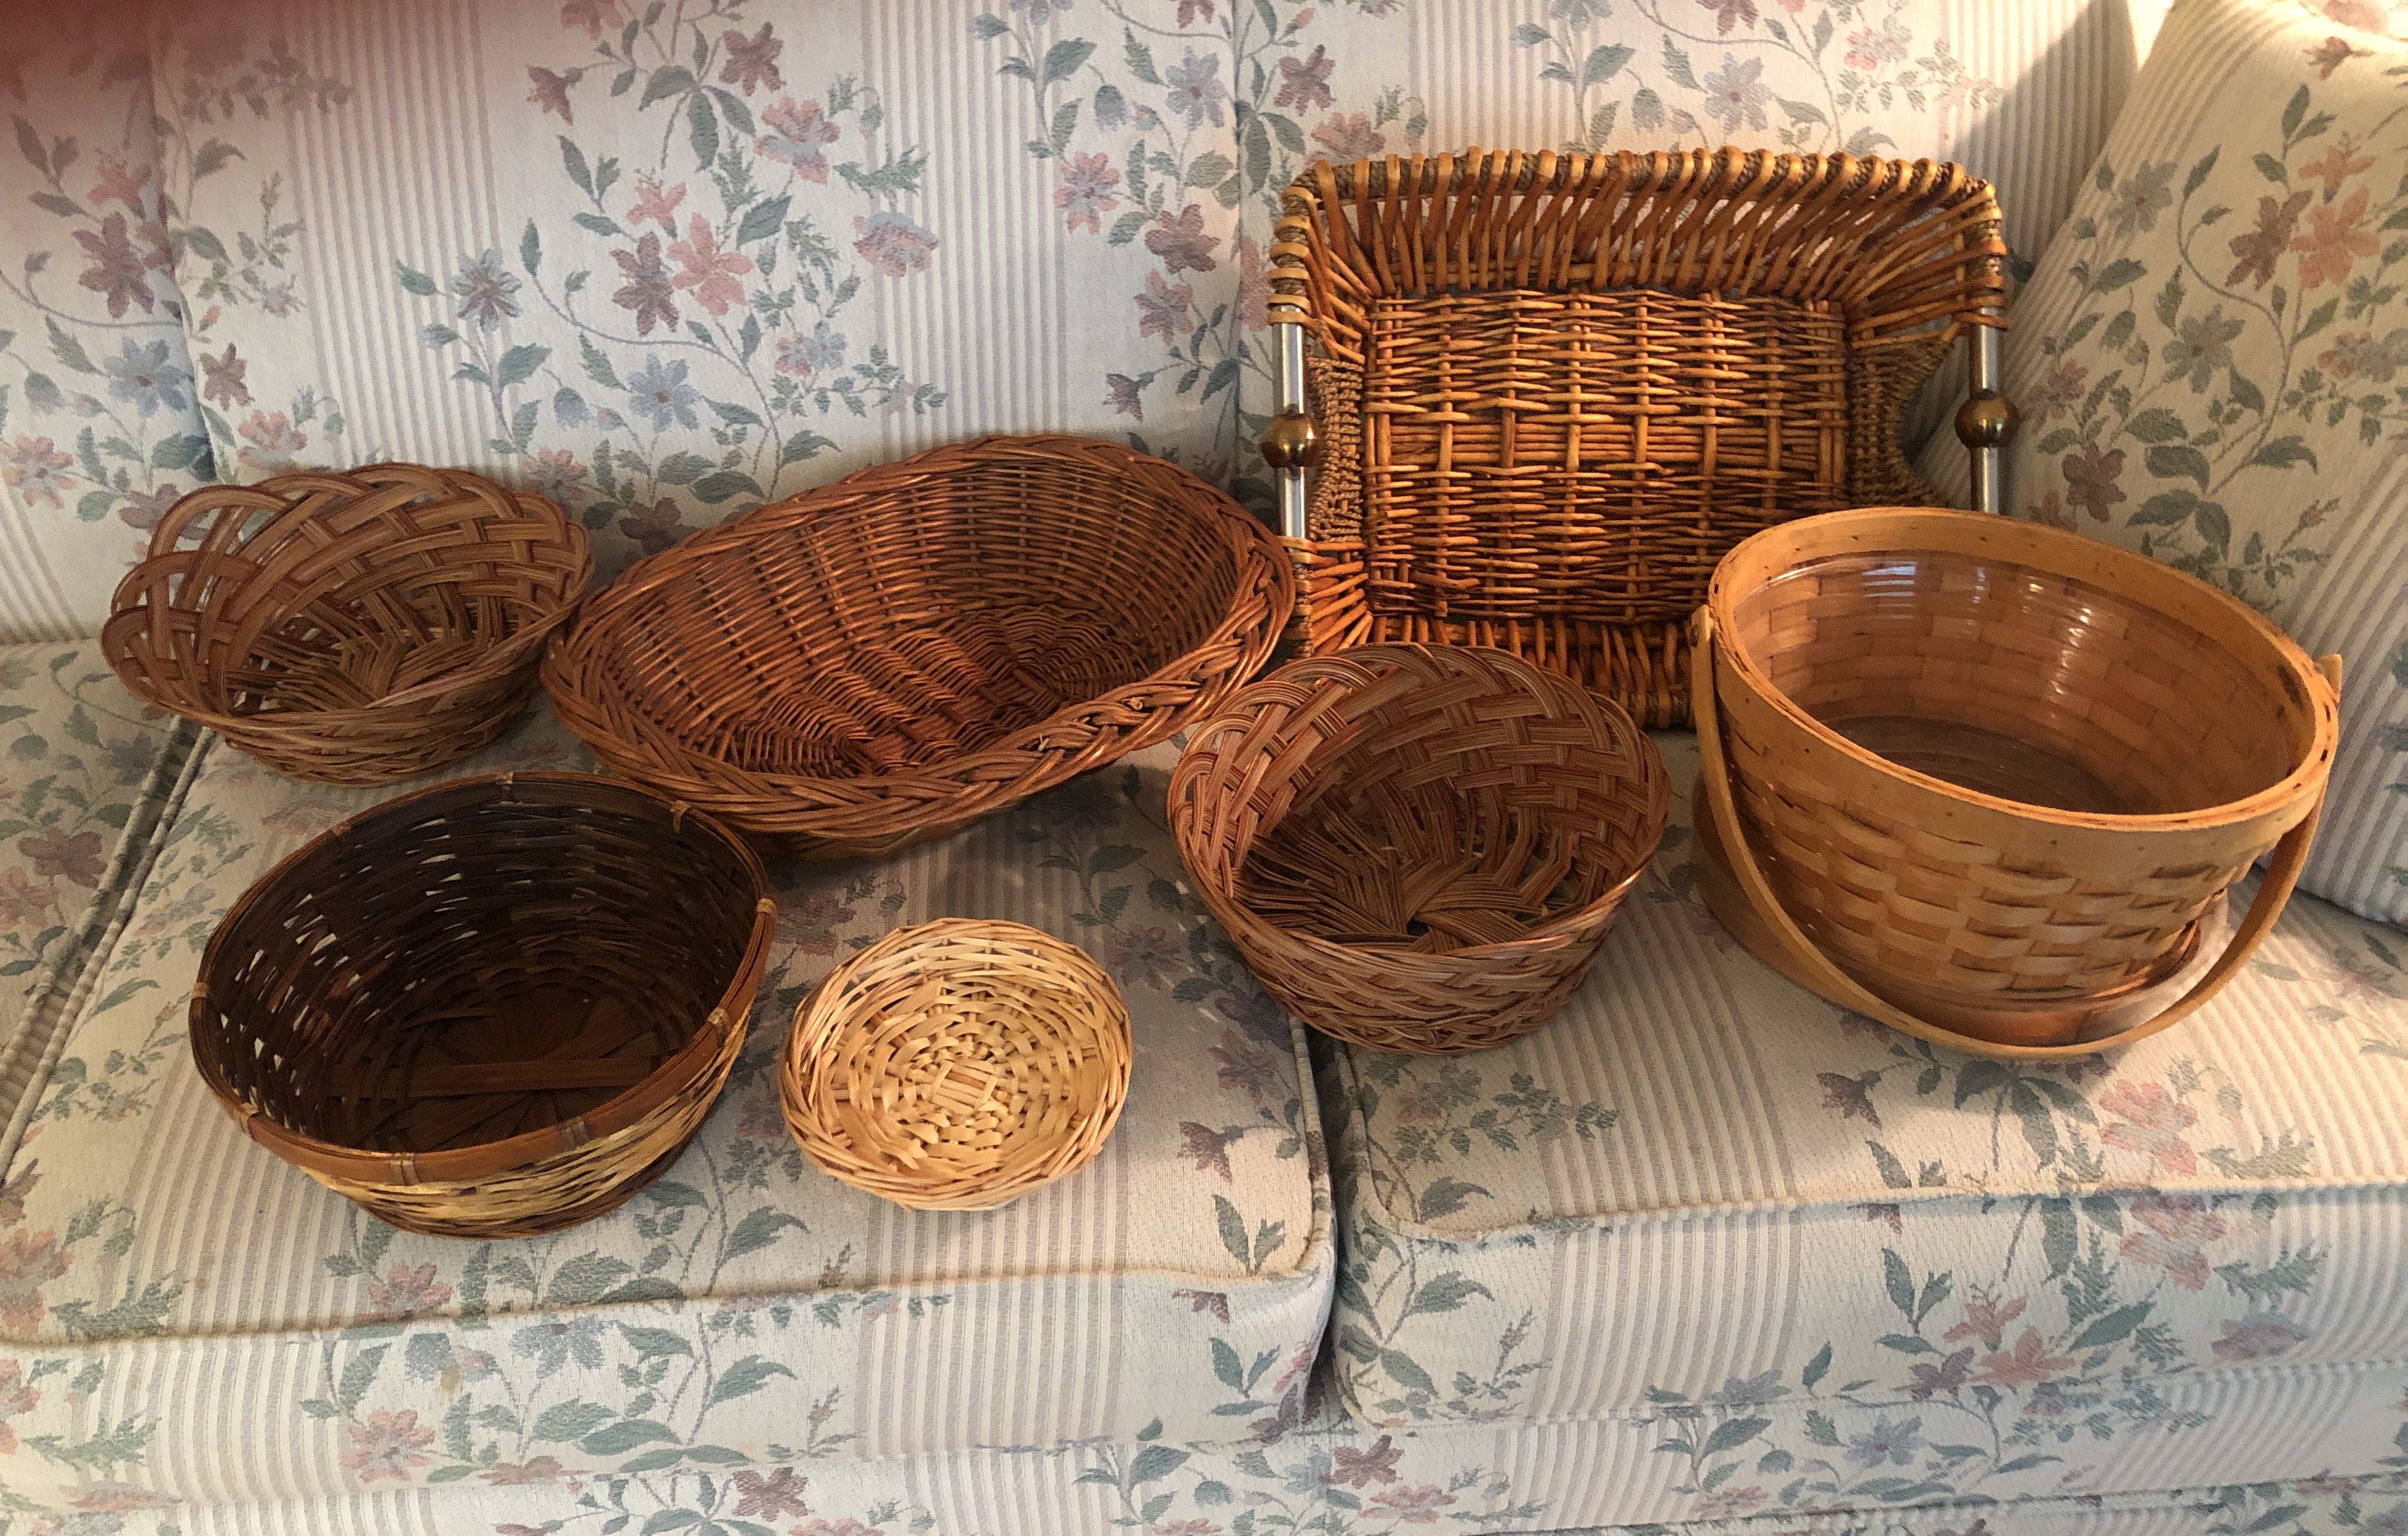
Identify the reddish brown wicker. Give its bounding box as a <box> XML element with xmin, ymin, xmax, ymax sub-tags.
<box><xmin>102</xmin><ymin>463</ymin><xmax>590</xmax><ymax>785</ymax></box>
<box><xmin>1169</xmin><ymin>644</ymin><xmax>1669</xmax><ymax>1055</ymax></box>
<box><xmin>1693</xmin><ymin>507</ymin><xmax>2341</xmax><ymax>1056</ymax></box>
<box><xmin>1268</xmin><ymin>147</ymin><xmax>2005</xmax><ymax>727</ymax></box>
<box><xmin>191</xmin><ymin>772</ymin><xmax>775</xmax><ymax>1237</ymax></box>
<box><xmin>543</xmin><ymin>434</ymin><xmax>1292</xmax><ymax>859</ymax></box>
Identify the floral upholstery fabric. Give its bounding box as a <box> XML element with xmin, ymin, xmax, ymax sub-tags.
<box><xmin>0</xmin><ymin>709</ymin><xmax>1332</xmax><ymax>1513</ymax></box>
<box><xmin>1320</xmin><ymin>732</ymin><xmax>2408</xmax><ymax>1474</ymax></box>
<box><xmin>1914</xmin><ymin>0</ymin><xmax>2408</xmax><ymax>923</ymax></box>
<box><xmin>0</xmin><ymin>642</ymin><xmax>188</xmax><ymax>1136</ymax></box>
<box><xmin>0</xmin><ymin>0</ymin><xmax>2158</xmax><ymax>638</ymax></box>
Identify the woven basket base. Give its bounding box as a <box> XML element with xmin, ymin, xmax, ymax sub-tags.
<box><xmin>1693</xmin><ymin>778</ymin><xmax>2223</xmax><ymax>1056</ymax></box>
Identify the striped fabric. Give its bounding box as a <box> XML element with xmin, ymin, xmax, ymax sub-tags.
<box><xmin>1916</xmin><ymin>0</ymin><xmax>2408</xmax><ymax>924</ymax></box>
<box><xmin>0</xmin><ymin>709</ymin><xmax>1331</xmax><ymax>1508</ymax></box>
<box><xmin>0</xmin><ymin>0</ymin><xmax>2157</xmax><ymax>640</ymax></box>
<box><xmin>1320</xmin><ymin>733</ymin><xmax>2408</xmax><ymax>1444</ymax></box>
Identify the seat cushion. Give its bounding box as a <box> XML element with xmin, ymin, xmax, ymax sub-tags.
<box><xmin>1324</xmin><ymin>732</ymin><xmax>2408</xmax><ymax>1437</ymax></box>
<box><xmin>0</xmin><ymin>641</ymin><xmax>189</xmax><ymax>1114</ymax></box>
<box><xmin>0</xmin><ymin>708</ymin><xmax>1331</xmax><ymax>1510</ymax></box>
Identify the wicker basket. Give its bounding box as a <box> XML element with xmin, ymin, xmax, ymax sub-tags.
<box><xmin>781</xmin><ymin>919</ymin><xmax>1132</xmax><ymax>1211</ymax></box>
<box><xmin>1169</xmin><ymin>644</ymin><xmax>1669</xmax><ymax>1055</ymax></box>
<box><xmin>192</xmin><ymin>773</ymin><xmax>775</xmax><ymax>1237</ymax></box>
<box><xmin>103</xmin><ymin>463</ymin><xmax>591</xmax><ymax>785</ymax></box>
<box><xmin>1693</xmin><ymin>507</ymin><xmax>2341</xmax><ymax>1056</ymax></box>
<box><xmin>1268</xmin><ymin>147</ymin><xmax>2005</xmax><ymax>728</ymax></box>
<box><xmin>544</xmin><ymin>434</ymin><xmax>1292</xmax><ymax>859</ymax></box>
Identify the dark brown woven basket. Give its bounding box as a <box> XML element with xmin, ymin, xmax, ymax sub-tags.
<box><xmin>1169</xmin><ymin>644</ymin><xmax>1670</xmax><ymax>1055</ymax></box>
<box><xmin>103</xmin><ymin>463</ymin><xmax>591</xmax><ymax>785</ymax></box>
<box><xmin>544</xmin><ymin>434</ymin><xmax>1292</xmax><ymax>859</ymax></box>
<box><xmin>192</xmin><ymin>772</ymin><xmax>775</xmax><ymax>1238</ymax></box>
<box><xmin>1268</xmin><ymin>147</ymin><xmax>2005</xmax><ymax>727</ymax></box>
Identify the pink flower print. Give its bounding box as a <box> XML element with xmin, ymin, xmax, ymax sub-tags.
<box><xmin>720</xmin><ymin>23</ymin><xmax>784</xmax><ymax>96</ymax></box>
<box><xmin>341</xmin><ymin>1408</ymin><xmax>438</xmax><ymax>1483</ymax></box>
<box><xmin>1311</xmin><ymin>112</ymin><xmax>1384</xmax><ymax>160</ymax></box>
<box><xmin>1972</xmin><ymin>1326</ymin><xmax>2075</xmax><ymax>1387</ymax></box>
<box><xmin>2</xmin><ymin>436</ymin><xmax>73</xmax><ymax>508</ymax></box>
<box><xmin>730</xmin><ymin>1466</ymin><xmax>809</xmax><ymax>1518</ymax></box>
<box><xmin>236</xmin><ymin>410</ymin><xmax>308</xmax><ymax>474</ymax></box>
<box><xmin>2098</xmin><ymin>1079</ymin><xmax>2200</xmax><ymax>1175</ymax></box>
<box><xmin>560</xmin><ymin>0</ymin><xmax>623</xmax><ymax>39</ymax></box>
<box><xmin>0</xmin><ymin>869</ymin><xmax>54</xmax><ymax>932</ymax></box>
<box><xmin>480</xmin><ymin>1455</ymin><xmax>567</xmax><ymax>1485</ymax></box>
<box><xmin>0</xmin><ymin>1359</ymin><xmax>39</xmax><ymax>1455</ymax></box>
<box><xmin>1105</xmin><ymin>373</ymin><xmax>1145</xmax><ymax>420</ymax></box>
<box><xmin>2212</xmin><ymin>1311</ymin><xmax>2310</xmax><ymax>1362</ymax></box>
<box><xmin>852</xmin><ymin>211</ymin><xmax>938</xmax><ymax>277</ymax></box>
<box><xmin>526</xmin><ymin>448</ymin><xmax>589</xmax><ymax>503</ymax></box>
<box><xmin>20</xmin><ymin>831</ymin><xmax>103</xmax><ymax>887</ymax></box>
<box><xmin>527</xmin><ymin>66</ymin><xmax>580</xmax><ymax>124</ymax></box>
<box><xmin>2118</xmin><ymin>1191</ymin><xmax>2226</xmax><ymax>1290</ymax></box>
<box><xmin>629</xmin><ymin>174</ymin><xmax>686</xmax><ymax>231</ymax></box>
<box><xmin>1055</xmin><ymin>150</ymin><xmax>1121</xmax><ymax>234</ymax></box>
<box><xmin>1134</xmin><ymin>269</ymin><xmax>1193</xmax><ymax>342</ymax></box>
<box><xmin>2292</xmin><ymin>186</ymin><xmax>2378</xmax><ymax>289</ymax></box>
<box><xmin>668</xmin><ymin>216</ymin><xmax>750</xmax><ymax>317</ymax></box>
<box><xmin>1942</xmin><ymin>1291</ymin><xmax>2026</xmax><ymax>1348</ymax></box>
<box><xmin>1144</xmin><ymin>203</ymin><xmax>1220</xmax><ymax>275</ymax></box>
<box><xmin>758</xmin><ymin>97</ymin><xmax>839</xmax><ymax>183</ymax></box>
<box><xmin>1367</xmin><ymin>1484</ymin><xmax>1458</xmax><ymax>1523</ymax></box>
<box><xmin>88</xmin><ymin>154</ymin><xmax>150</xmax><ymax>210</ymax></box>
<box><xmin>2300</xmin><ymin>135</ymin><xmax>2375</xmax><ymax>193</ymax></box>
<box><xmin>363</xmin><ymin>1261</ymin><xmax>453</xmax><ymax>1318</ymax></box>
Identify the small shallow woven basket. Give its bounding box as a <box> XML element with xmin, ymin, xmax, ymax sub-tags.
<box><xmin>192</xmin><ymin>772</ymin><xmax>775</xmax><ymax>1237</ymax></box>
<box><xmin>1270</xmin><ymin>147</ymin><xmax>2005</xmax><ymax>728</ymax></box>
<box><xmin>103</xmin><ymin>463</ymin><xmax>591</xmax><ymax>785</ymax></box>
<box><xmin>781</xmin><ymin>919</ymin><xmax>1132</xmax><ymax>1211</ymax></box>
<box><xmin>544</xmin><ymin>434</ymin><xmax>1292</xmax><ymax>859</ymax></box>
<box><xmin>1694</xmin><ymin>507</ymin><xmax>2341</xmax><ymax>1056</ymax></box>
<box><xmin>1169</xmin><ymin>644</ymin><xmax>1669</xmax><ymax>1055</ymax></box>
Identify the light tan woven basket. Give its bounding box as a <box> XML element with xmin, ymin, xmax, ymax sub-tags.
<box><xmin>192</xmin><ymin>773</ymin><xmax>775</xmax><ymax>1236</ymax></box>
<box><xmin>1169</xmin><ymin>644</ymin><xmax>1669</xmax><ymax>1055</ymax></box>
<box><xmin>781</xmin><ymin>919</ymin><xmax>1132</xmax><ymax>1211</ymax></box>
<box><xmin>1693</xmin><ymin>508</ymin><xmax>2341</xmax><ymax>1057</ymax></box>
<box><xmin>1268</xmin><ymin>147</ymin><xmax>2006</xmax><ymax>729</ymax></box>
<box><xmin>103</xmin><ymin>463</ymin><xmax>591</xmax><ymax>785</ymax></box>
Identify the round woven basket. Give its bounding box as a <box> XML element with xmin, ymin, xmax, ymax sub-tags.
<box><xmin>543</xmin><ymin>434</ymin><xmax>1291</xmax><ymax>859</ymax></box>
<box><xmin>1169</xmin><ymin>644</ymin><xmax>1670</xmax><ymax>1055</ymax></box>
<box><xmin>1694</xmin><ymin>506</ymin><xmax>2341</xmax><ymax>1055</ymax></box>
<box><xmin>192</xmin><ymin>772</ymin><xmax>775</xmax><ymax>1237</ymax></box>
<box><xmin>103</xmin><ymin>463</ymin><xmax>591</xmax><ymax>785</ymax></box>
<box><xmin>781</xmin><ymin>919</ymin><xmax>1132</xmax><ymax>1211</ymax></box>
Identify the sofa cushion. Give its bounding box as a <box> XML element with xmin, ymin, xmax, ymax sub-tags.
<box><xmin>1916</xmin><ymin>0</ymin><xmax>2408</xmax><ymax>924</ymax></box>
<box><xmin>1323</xmin><ymin>732</ymin><xmax>2408</xmax><ymax>1441</ymax></box>
<box><xmin>0</xmin><ymin>641</ymin><xmax>189</xmax><ymax>1120</ymax></box>
<box><xmin>0</xmin><ymin>707</ymin><xmax>1330</xmax><ymax>1510</ymax></box>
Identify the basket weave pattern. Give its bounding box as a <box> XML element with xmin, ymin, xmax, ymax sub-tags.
<box><xmin>781</xmin><ymin>919</ymin><xmax>1132</xmax><ymax>1211</ymax></box>
<box><xmin>545</xmin><ymin>435</ymin><xmax>1292</xmax><ymax>859</ymax></box>
<box><xmin>1706</xmin><ymin>509</ymin><xmax>2338</xmax><ymax>1007</ymax></box>
<box><xmin>1169</xmin><ymin>644</ymin><xmax>1669</xmax><ymax>1055</ymax></box>
<box><xmin>103</xmin><ymin>463</ymin><xmax>590</xmax><ymax>785</ymax></box>
<box><xmin>1271</xmin><ymin>148</ymin><xmax>2005</xmax><ymax>728</ymax></box>
<box><xmin>192</xmin><ymin>773</ymin><xmax>775</xmax><ymax>1238</ymax></box>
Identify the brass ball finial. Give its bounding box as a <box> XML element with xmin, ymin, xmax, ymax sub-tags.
<box><xmin>1956</xmin><ymin>388</ymin><xmax>2019</xmax><ymax>450</ymax></box>
<box><xmin>1260</xmin><ymin>411</ymin><xmax>1322</xmax><ymax>470</ymax></box>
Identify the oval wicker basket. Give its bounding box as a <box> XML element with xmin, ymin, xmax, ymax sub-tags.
<box><xmin>781</xmin><ymin>919</ymin><xmax>1132</xmax><ymax>1211</ymax></box>
<box><xmin>1694</xmin><ymin>506</ymin><xmax>2341</xmax><ymax>1055</ymax></box>
<box><xmin>1169</xmin><ymin>644</ymin><xmax>1670</xmax><ymax>1055</ymax></box>
<box><xmin>103</xmin><ymin>463</ymin><xmax>591</xmax><ymax>785</ymax></box>
<box><xmin>192</xmin><ymin>772</ymin><xmax>776</xmax><ymax>1237</ymax></box>
<box><xmin>544</xmin><ymin>434</ymin><xmax>1292</xmax><ymax>859</ymax></box>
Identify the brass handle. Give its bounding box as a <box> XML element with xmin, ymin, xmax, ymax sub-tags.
<box><xmin>1260</xmin><ymin>410</ymin><xmax>1322</xmax><ymax>470</ymax></box>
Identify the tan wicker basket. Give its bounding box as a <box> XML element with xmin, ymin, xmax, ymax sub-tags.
<box><xmin>103</xmin><ymin>463</ymin><xmax>591</xmax><ymax>785</ymax></box>
<box><xmin>1693</xmin><ymin>507</ymin><xmax>2341</xmax><ymax>1056</ymax></box>
<box><xmin>192</xmin><ymin>772</ymin><xmax>775</xmax><ymax>1237</ymax></box>
<box><xmin>543</xmin><ymin>434</ymin><xmax>1292</xmax><ymax>859</ymax></box>
<box><xmin>1169</xmin><ymin>644</ymin><xmax>1669</xmax><ymax>1055</ymax></box>
<box><xmin>1268</xmin><ymin>147</ymin><xmax>2005</xmax><ymax>728</ymax></box>
<box><xmin>781</xmin><ymin>919</ymin><xmax>1132</xmax><ymax>1211</ymax></box>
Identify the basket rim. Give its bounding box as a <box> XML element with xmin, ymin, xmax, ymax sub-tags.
<box><xmin>542</xmin><ymin>432</ymin><xmax>1294</xmax><ymax>820</ymax></box>
<box><xmin>102</xmin><ymin>468</ymin><xmax>591</xmax><ymax>729</ymax></box>
<box><xmin>1172</xmin><ymin>643</ymin><xmax>1672</xmax><ymax>961</ymax></box>
<box><xmin>191</xmin><ymin>770</ymin><xmax>776</xmax><ymax>1187</ymax></box>
<box><xmin>1702</xmin><ymin>506</ymin><xmax>2340</xmax><ymax>835</ymax></box>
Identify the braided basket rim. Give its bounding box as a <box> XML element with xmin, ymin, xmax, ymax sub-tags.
<box><xmin>102</xmin><ymin>463</ymin><xmax>593</xmax><ymax>735</ymax></box>
<box><xmin>1703</xmin><ymin>507</ymin><xmax>2339</xmax><ymax>835</ymax></box>
<box><xmin>192</xmin><ymin>771</ymin><xmax>776</xmax><ymax>1190</ymax></box>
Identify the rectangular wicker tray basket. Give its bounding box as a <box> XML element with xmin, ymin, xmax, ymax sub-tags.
<box><xmin>1266</xmin><ymin>148</ymin><xmax>2006</xmax><ymax>727</ymax></box>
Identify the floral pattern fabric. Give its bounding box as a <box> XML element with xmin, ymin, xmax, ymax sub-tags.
<box><xmin>1912</xmin><ymin>0</ymin><xmax>2408</xmax><ymax>924</ymax></box>
<box><xmin>1319</xmin><ymin>732</ymin><xmax>2408</xmax><ymax>1453</ymax></box>
<box><xmin>0</xmin><ymin>708</ymin><xmax>1331</xmax><ymax>1513</ymax></box>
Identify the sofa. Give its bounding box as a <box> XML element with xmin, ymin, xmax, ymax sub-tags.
<box><xmin>0</xmin><ymin>2</ymin><xmax>2403</xmax><ymax>1534</ymax></box>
